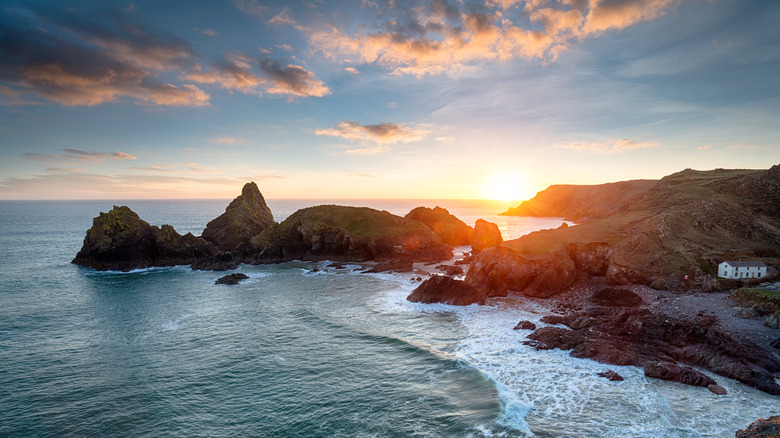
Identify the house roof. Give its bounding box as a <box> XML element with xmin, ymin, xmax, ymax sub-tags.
<box><xmin>722</xmin><ymin>261</ymin><xmax>767</xmax><ymax>268</ymax></box>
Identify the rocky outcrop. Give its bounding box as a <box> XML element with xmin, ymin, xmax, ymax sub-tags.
<box><xmin>201</xmin><ymin>182</ymin><xmax>275</xmax><ymax>252</ymax></box>
<box><xmin>215</xmin><ymin>273</ymin><xmax>249</xmax><ymax>285</ymax></box>
<box><xmin>249</xmin><ymin>205</ymin><xmax>452</xmax><ymax>264</ymax></box>
<box><xmin>407</xmin><ymin>275</ymin><xmax>487</xmax><ymax>306</ymax></box>
<box><xmin>736</xmin><ymin>416</ymin><xmax>780</xmax><ymax>438</ymax></box>
<box><xmin>406</xmin><ymin>206</ymin><xmax>473</xmax><ymax>246</ymax></box>
<box><xmin>465</xmin><ymin>246</ymin><xmax>586</xmax><ymax>298</ymax></box>
<box><xmin>525</xmin><ymin>306</ymin><xmax>780</xmax><ymax>395</ymax></box>
<box><xmin>469</xmin><ymin>219</ymin><xmax>503</xmax><ymax>253</ymax></box>
<box><xmin>72</xmin><ymin>206</ymin><xmax>219</xmax><ymax>271</ymax></box>
<box><xmin>589</xmin><ymin>287</ymin><xmax>643</xmax><ymax>307</ymax></box>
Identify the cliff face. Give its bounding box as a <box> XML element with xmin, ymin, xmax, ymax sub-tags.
<box><xmin>72</xmin><ymin>206</ymin><xmax>219</xmax><ymax>271</ymax></box>
<box><xmin>201</xmin><ymin>182</ymin><xmax>275</xmax><ymax>251</ymax></box>
<box><xmin>405</xmin><ymin>206</ymin><xmax>473</xmax><ymax>246</ymax></box>
<box><xmin>249</xmin><ymin>205</ymin><xmax>452</xmax><ymax>264</ymax></box>
<box><xmin>475</xmin><ymin>165</ymin><xmax>780</xmax><ymax>292</ymax></box>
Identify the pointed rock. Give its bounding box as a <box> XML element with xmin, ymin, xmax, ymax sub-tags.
<box><xmin>202</xmin><ymin>182</ymin><xmax>275</xmax><ymax>251</ymax></box>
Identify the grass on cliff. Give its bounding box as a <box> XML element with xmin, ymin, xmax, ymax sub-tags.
<box><xmin>286</xmin><ymin>205</ymin><xmax>429</xmax><ymax>238</ymax></box>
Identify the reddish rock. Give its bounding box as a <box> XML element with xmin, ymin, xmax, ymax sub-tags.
<box><xmin>469</xmin><ymin>219</ymin><xmax>503</xmax><ymax>252</ymax></box>
<box><xmin>707</xmin><ymin>384</ymin><xmax>727</xmax><ymax>395</ymax></box>
<box><xmin>407</xmin><ymin>275</ymin><xmax>487</xmax><ymax>306</ymax></box>
<box><xmin>597</xmin><ymin>370</ymin><xmax>624</xmax><ymax>381</ymax></box>
<box><xmin>642</xmin><ymin>361</ymin><xmax>715</xmax><ymax>388</ymax></box>
<box><xmin>513</xmin><ymin>320</ymin><xmax>537</xmax><ymax>330</ymax></box>
<box><xmin>736</xmin><ymin>416</ymin><xmax>780</xmax><ymax>438</ymax></box>
<box><xmin>405</xmin><ymin>206</ymin><xmax>473</xmax><ymax>246</ymax></box>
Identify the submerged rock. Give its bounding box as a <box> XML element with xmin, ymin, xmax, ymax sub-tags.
<box><xmin>202</xmin><ymin>182</ymin><xmax>275</xmax><ymax>252</ymax></box>
<box><xmin>406</xmin><ymin>206</ymin><xmax>473</xmax><ymax>246</ymax></box>
<box><xmin>407</xmin><ymin>275</ymin><xmax>487</xmax><ymax>306</ymax></box>
<box><xmin>513</xmin><ymin>320</ymin><xmax>537</xmax><ymax>331</ymax></box>
<box><xmin>215</xmin><ymin>273</ymin><xmax>249</xmax><ymax>285</ymax></box>
<box><xmin>597</xmin><ymin>370</ymin><xmax>624</xmax><ymax>382</ymax></box>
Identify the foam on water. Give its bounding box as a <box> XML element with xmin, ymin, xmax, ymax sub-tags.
<box><xmin>374</xmin><ymin>280</ymin><xmax>780</xmax><ymax>437</ymax></box>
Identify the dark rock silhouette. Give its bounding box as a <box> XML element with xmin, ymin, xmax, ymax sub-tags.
<box><xmin>72</xmin><ymin>206</ymin><xmax>218</xmax><ymax>271</ymax></box>
<box><xmin>597</xmin><ymin>370</ymin><xmax>624</xmax><ymax>381</ymax></box>
<box><xmin>407</xmin><ymin>275</ymin><xmax>487</xmax><ymax>306</ymax></box>
<box><xmin>202</xmin><ymin>182</ymin><xmax>275</xmax><ymax>251</ymax></box>
<box><xmin>215</xmin><ymin>273</ymin><xmax>249</xmax><ymax>285</ymax></box>
<box><xmin>405</xmin><ymin>206</ymin><xmax>473</xmax><ymax>246</ymax></box>
<box><xmin>589</xmin><ymin>287</ymin><xmax>643</xmax><ymax>307</ymax></box>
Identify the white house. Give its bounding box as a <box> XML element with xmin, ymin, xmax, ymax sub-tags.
<box><xmin>718</xmin><ymin>261</ymin><xmax>768</xmax><ymax>279</ymax></box>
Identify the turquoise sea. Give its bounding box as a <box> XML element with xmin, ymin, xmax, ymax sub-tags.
<box><xmin>0</xmin><ymin>199</ymin><xmax>777</xmax><ymax>437</ymax></box>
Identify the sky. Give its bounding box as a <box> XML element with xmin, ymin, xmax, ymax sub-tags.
<box><xmin>1</xmin><ymin>0</ymin><xmax>779</xmax><ymax>201</ymax></box>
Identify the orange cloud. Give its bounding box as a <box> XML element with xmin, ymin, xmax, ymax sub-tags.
<box><xmin>554</xmin><ymin>138</ymin><xmax>660</xmax><ymax>153</ymax></box>
<box><xmin>316</xmin><ymin>121</ymin><xmax>431</xmax><ymax>145</ymax></box>
<box><xmin>309</xmin><ymin>0</ymin><xmax>679</xmax><ymax>76</ymax></box>
<box><xmin>24</xmin><ymin>149</ymin><xmax>138</xmax><ymax>163</ymax></box>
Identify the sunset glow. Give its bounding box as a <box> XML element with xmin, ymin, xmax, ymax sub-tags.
<box><xmin>0</xmin><ymin>1</ymin><xmax>778</xmax><ymax>200</ymax></box>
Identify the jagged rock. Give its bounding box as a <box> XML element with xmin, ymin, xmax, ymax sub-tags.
<box><xmin>513</xmin><ymin>320</ymin><xmax>537</xmax><ymax>330</ymax></box>
<box><xmin>202</xmin><ymin>182</ymin><xmax>275</xmax><ymax>251</ymax></box>
<box><xmin>215</xmin><ymin>273</ymin><xmax>249</xmax><ymax>285</ymax></box>
<box><xmin>405</xmin><ymin>206</ymin><xmax>473</xmax><ymax>246</ymax></box>
<box><xmin>566</xmin><ymin>242</ymin><xmax>611</xmax><ymax>276</ymax></box>
<box><xmin>436</xmin><ymin>264</ymin><xmax>464</xmax><ymax>276</ymax></box>
<box><xmin>764</xmin><ymin>313</ymin><xmax>780</xmax><ymax>329</ymax></box>
<box><xmin>469</xmin><ymin>219</ymin><xmax>503</xmax><ymax>253</ymax></box>
<box><xmin>642</xmin><ymin>361</ymin><xmax>716</xmax><ymax>388</ymax></box>
<box><xmin>736</xmin><ymin>416</ymin><xmax>780</xmax><ymax>438</ymax></box>
<box><xmin>465</xmin><ymin>246</ymin><xmax>580</xmax><ymax>298</ymax></box>
<box><xmin>597</xmin><ymin>370</ymin><xmax>624</xmax><ymax>382</ymax></box>
<box><xmin>366</xmin><ymin>258</ymin><xmax>414</xmax><ymax>273</ymax></box>
<box><xmin>525</xmin><ymin>306</ymin><xmax>780</xmax><ymax>395</ymax></box>
<box><xmin>589</xmin><ymin>287</ymin><xmax>643</xmax><ymax>307</ymax></box>
<box><xmin>407</xmin><ymin>275</ymin><xmax>487</xmax><ymax>306</ymax></box>
<box><xmin>249</xmin><ymin>205</ymin><xmax>452</xmax><ymax>264</ymax></box>
<box><xmin>72</xmin><ymin>206</ymin><xmax>218</xmax><ymax>271</ymax></box>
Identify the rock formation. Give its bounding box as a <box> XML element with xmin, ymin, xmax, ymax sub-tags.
<box><xmin>72</xmin><ymin>206</ymin><xmax>219</xmax><ymax>271</ymax></box>
<box><xmin>405</xmin><ymin>206</ymin><xmax>473</xmax><ymax>246</ymax></box>
<box><xmin>407</xmin><ymin>275</ymin><xmax>487</xmax><ymax>306</ymax></box>
<box><xmin>248</xmin><ymin>205</ymin><xmax>452</xmax><ymax>264</ymax></box>
<box><xmin>525</xmin><ymin>305</ymin><xmax>780</xmax><ymax>395</ymax></box>
<box><xmin>215</xmin><ymin>273</ymin><xmax>249</xmax><ymax>285</ymax></box>
<box><xmin>469</xmin><ymin>219</ymin><xmax>503</xmax><ymax>253</ymax></box>
<box><xmin>736</xmin><ymin>416</ymin><xmax>780</xmax><ymax>438</ymax></box>
<box><xmin>201</xmin><ymin>182</ymin><xmax>275</xmax><ymax>252</ymax></box>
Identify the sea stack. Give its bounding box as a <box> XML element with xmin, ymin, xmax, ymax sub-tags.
<box><xmin>201</xmin><ymin>182</ymin><xmax>275</xmax><ymax>251</ymax></box>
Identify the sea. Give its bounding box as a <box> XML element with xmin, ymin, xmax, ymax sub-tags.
<box><xmin>0</xmin><ymin>199</ymin><xmax>777</xmax><ymax>438</ymax></box>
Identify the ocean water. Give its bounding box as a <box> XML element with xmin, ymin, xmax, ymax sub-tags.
<box><xmin>0</xmin><ymin>199</ymin><xmax>777</xmax><ymax>437</ymax></box>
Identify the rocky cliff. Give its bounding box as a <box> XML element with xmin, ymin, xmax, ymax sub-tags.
<box><xmin>405</xmin><ymin>206</ymin><xmax>472</xmax><ymax>246</ymax></box>
<box><xmin>249</xmin><ymin>205</ymin><xmax>452</xmax><ymax>264</ymax></box>
<box><xmin>201</xmin><ymin>182</ymin><xmax>275</xmax><ymax>251</ymax></box>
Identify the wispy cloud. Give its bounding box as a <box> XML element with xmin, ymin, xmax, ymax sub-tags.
<box><xmin>0</xmin><ymin>6</ymin><xmax>210</xmax><ymax>107</ymax></box>
<box><xmin>268</xmin><ymin>8</ymin><xmax>296</xmax><ymax>26</ymax></box>
<box><xmin>309</xmin><ymin>0</ymin><xmax>679</xmax><ymax>76</ymax></box>
<box><xmin>233</xmin><ymin>0</ymin><xmax>267</xmax><ymax>16</ymax></box>
<box><xmin>24</xmin><ymin>148</ymin><xmax>137</xmax><ymax>162</ymax></box>
<box><xmin>207</xmin><ymin>136</ymin><xmax>246</xmax><ymax>144</ymax></box>
<box><xmin>201</xmin><ymin>28</ymin><xmax>219</xmax><ymax>37</ymax></box>
<box><xmin>554</xmin><ymin>138</ymin><xmax>660</xmax><ymax>153</ymax></box>
<box><xmin>725</xmin><ymin>144</ymin><xmax>757</xmax><ymax>150</ymax></box>
<box><xmin>316</xmin><ymin>121</ymin><xmax>431</xmax><ymax>145</ymax></box>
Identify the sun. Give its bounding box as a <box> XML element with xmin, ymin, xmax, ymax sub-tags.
<box><xmin>482</xmin><ymin>172</ymin><xmax>535</xmax><ymax>202</ymax></box>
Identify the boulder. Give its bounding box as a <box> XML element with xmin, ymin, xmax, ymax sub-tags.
<box><xmin>465</xmin><ymin>246</ymin><xmax>580</xmax><ymax>298</ymax></box>
<box><xmin>513</xmin><ymin>320</ymin><xmax>537</xmax><ymax>330</ymax></box>
<box><xmin>366</xmin><ymin>258</ymin><xmax>414</xmax><ymax>273</ymax></box>
<box><xmin>405</xmin><ymin>206</ymin><xmax>473</xmax><ymax>246</ymax></box>
<box><xmin>202</xmin><ymin>182</ymin><xmax>275</xmax><ymax>251</ymax></box>
<box><xmin>73</xmin><ymin>206</ymin><xmax>218</xmax><ymax>271</ymax></box>
<box><xmin>589</xmin><ymin>287</ymin><xmax>643</xmax><ymax>307</ymax></box>
<box><xmin>407</xmin><ymin>275</ymin><xmax>487</xmax><ymax>306</ymax></box>
<box><xmin>736</xmin><ymin>416</ymin><xmax>780</xmax><ymax>438</ymax></box>
<box><xmin>764</xmin><ymin>313</ymin><xmax>780</xmax><ymax>329</ymax></box>
<box><xmin>215</xmin><ymin>273</ymin><xmax>249</xmax><ymax>285</ymax></box>
<box><xmin>469</xmin><ymin>219</ymin><xmax>503</xmax><ymax>253</ymax></box>
<box><xmin>436</xmin><ymin>264</ymin><xmax>464</xmax><ymax>276</ymax></box>
<box><xmin>642</xmin><ymin>361</ymin><xmax>716</xmax><ymax>388</ymax></box>
<box><xmin>707</xmin><ymin>384</ymin><xmax>727</xmax><ymax>395</ymax></box>
<box><xmin>597</xmin><ymin>370</ymin><xmax>624</xmax><ymax>382</ymax></box>
<box><xmin>249</xmin><ymin>205</ymin><xmax>452</xmax><ymax>264</ymax></box>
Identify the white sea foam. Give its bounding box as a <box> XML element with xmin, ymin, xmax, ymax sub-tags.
<box><xmin>374</xmin><ymin>281</ymin><xmax>780</xmax><ymax>437</ymax></box>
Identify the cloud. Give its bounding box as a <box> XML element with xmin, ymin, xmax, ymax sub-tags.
<box><xmin>697</xmin><ymin>145</ymin><xmax>711</xmax><ymax>151</ymax></box>
<box><xmin>24</xmin><ymin>149</ymin><xmax>137</xmax><ymax>162</ymax></box>
<box><xmin>207</xmin><ymin>136</ymin><xmax>246</xmax><ymax>144</ymax></box>
<box><xmin>554</xmin><ymin>138</ymin><xmax>660</xmax><ymax>153</ymax></box>
<box><xmin>308</xmin><ymin>0</ymin><xmax>680</xmax><ymax>76</ymax></box>
<box><xmin>345</xmin><ymin>67</ymin><xmax>360</xmax><ymax>74</ymax></box>
<box><xmin>725</xmin><ymin>144</ymin><xmax>756</xmax><ymax>150</ymax></box>
<box><xmin>315</xmin><ymin>121</ymin><xmax>431</xmax><ymax>152</ymax></box>
<box><xmin>202</xmin><ymin>28</ymin><xmax>219</xmax><ymax>37</ymax></box>
<box><xmin>234</xmin><ymin>0</ymin><xmax>267</xmax><ymax>16</ymax></box>
<box><xmin>0</xmin><ymin>6</ymin><xmax>209</xmax><ymax>107</ymax></box>
<box><xmin>184</xmin><ymin>53</ymin><xmax>330</xmax><ymax>98</ymax></box>
<box><xmin>268</xmin><ymin>8</ymin><xmax>297</xmax><ymax>26</ymax></box>
<box><xmin>257</xmin><ymin>58</ymin><xmax>331</xmax><ymax>97</ymax></box>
